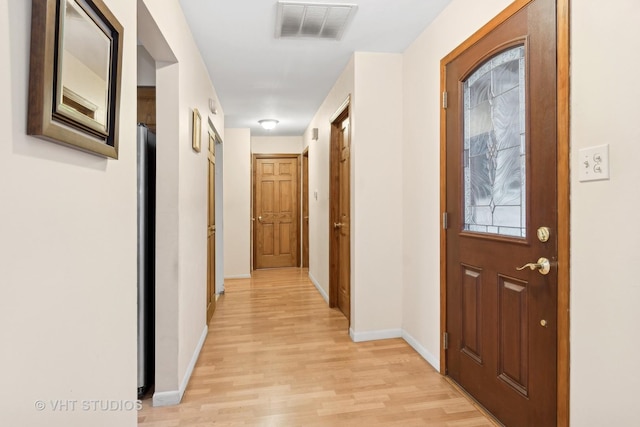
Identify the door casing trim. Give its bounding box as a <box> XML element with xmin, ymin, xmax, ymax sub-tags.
<box><xmin>438</xmin><ymin>1</ymin><xmax>570</xmax><ymax>425</ymax></box>
<box><xmin>302</xmin><ymin>148</ymin><xmax>310</xmax><ymax>268</ymax></box>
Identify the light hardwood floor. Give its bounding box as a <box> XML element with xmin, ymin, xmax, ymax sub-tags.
<box><xmin>138</xmin><ymin>268</ymin><xmax>496</xmax><ymax>426</ymax></box>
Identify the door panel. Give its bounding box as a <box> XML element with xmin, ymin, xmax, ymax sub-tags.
<box><xmin>498</xmin><ymin>276</ymin><xmax>529</xmax><ymax>396</ymax></box>
<box><xmin>279</xmin><ymin>223</ymin><xmax>291</xmax><ymax>254</ymax></box>
<box><xmin>254</xmin><ymin>156</ymin><xmax>300</xmax><ymax>269</ymax></box>
<box><xmin>263</xmin><ymin>225</ymin><xmax>274</xmax><ymax>255</ymax></box>
<box><xmin>444</xmin><ymin>0</ymin><xmax>557</xmax><ymax>425</ymax></box>
<box><xmin>461</xmin><ymin>266</ymin><xmax>482</xmax><ymax>364</ymax></box>
<box><xmin>262</xmin><ymin>182</ymin><xmax>274</xmax><ymax>211</ymax></box>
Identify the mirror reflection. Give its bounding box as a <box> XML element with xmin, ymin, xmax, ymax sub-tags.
<box><xmin>59</xmin><ymin>0</ymin><xmax>111</xmax><ymax>133</ymax></box>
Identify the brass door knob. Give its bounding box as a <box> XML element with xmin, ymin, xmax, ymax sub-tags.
<box><xmin>516</xmin><ymin>257</ymin><xmax>551</xmax><ymax>275</ymax></box>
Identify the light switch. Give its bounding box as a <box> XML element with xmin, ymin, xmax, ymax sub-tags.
<box><xmin>314</xmin><ymin>190</ymin><xmax>318</xmax><ymax>200</ymax></box>
<box><xmin>578</xmin><ymin>144</ymin><xmax>609</xmax><ymax>182</ymax></box>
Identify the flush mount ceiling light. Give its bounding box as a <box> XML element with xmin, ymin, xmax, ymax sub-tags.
<box><xmin>275</xmin><ymin>1</ymin><xmax>358</xmax><ymax>40</ymax></box>
<box><xmin>258</xmin><ymin>119</ymin><xmax>279</xmax><ymax>130</ymax></box>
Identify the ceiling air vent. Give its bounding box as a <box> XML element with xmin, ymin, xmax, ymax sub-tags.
<box><xmin>275</xmin><ymin>1</ymin><xmax>358</xmax><ymax>41</ymax></box>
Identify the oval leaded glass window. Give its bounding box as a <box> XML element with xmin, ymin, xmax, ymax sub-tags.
<box><xmin>463</xmin><ymin>46</ymin><xmax>526</xmax><ymax>237</ymax></box>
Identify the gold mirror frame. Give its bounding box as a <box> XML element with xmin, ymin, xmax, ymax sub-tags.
<box><xmin>27</xmin><ymin>0</ymin><xmax>123</xmax><ymax>159</ymax></box>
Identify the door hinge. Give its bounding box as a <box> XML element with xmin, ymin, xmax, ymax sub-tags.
<box><xmin>442</xmin><ymin>91</ymin><xmax>448</xmax><ymax>109</ymax></box>
<box><xmin>443</xmin><ymin>332</ymin><xmax>449</xmax><ymax>350</ymax></box>
<box><xmin>442</xmin><ymin>212</ymin><xmax>448</xmax><ymax>230</ymax></box>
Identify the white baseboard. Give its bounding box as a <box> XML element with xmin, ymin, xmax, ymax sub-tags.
<box><xmin>349</xmin><ymin>328</ymin><xmax>402</xmax><ymax>342</ymax></box>
<box><xmin>308</xmin><ymin>272</ymin><xmax>328</xmax><ymax>303</ymax></box>
<box><xmin>153</xmin><ymin>325</ymin><xmax>208</xmax><ymax>407</ymax></box>
<box><xmin>224</xmin><ymin>274</ymin><xmax>251</xmax><ymax>279</ymax></box>
<box><xmin>402</xmin><ymin>330</ymin><xmax>440</xmax><ymax>371</ymax></box>
<box><xmin>152</xmin><ymin>389</ymin><xmax>180</xmax><ymax>407</ymax></box>
<box><xmin>346</xmin><ymin>327</ymin><xmax>440</xmax><ymax>372</ymax></box>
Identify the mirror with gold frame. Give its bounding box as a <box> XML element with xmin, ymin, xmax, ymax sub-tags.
<box><xmin>28</xmin><ymin>0</ymin><xmax>123</xmax><ymax>159</ymax></box>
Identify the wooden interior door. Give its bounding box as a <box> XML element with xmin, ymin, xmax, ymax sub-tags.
<box><xmin>443</xmin><ymin>1</ymin><xmax>558</xmax><ymax>425</ymax></box>
<box><xmin>254</xmin><ymin>155</ymin><xmax>300</xmax><ymax>269</ymax></box>
<box><xmin>207</xmin><ymin>135</ymin><xmax>216</xmax><ymax>323</ymax></box>
<box><xmin>330</xmin><ymin>106</ymin><xmax>351</xmax><ymax>321</ymax></box>
<box><xmin>302</xmin><ymin>150</ymin><xmax>309</xmax><ymax>268</ymax></box>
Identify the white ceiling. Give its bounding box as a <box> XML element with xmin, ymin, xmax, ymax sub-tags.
<box><xmin>178</xmin><ymin>0</ymin><xmax>451</xmax><ymax>136</ymax></box>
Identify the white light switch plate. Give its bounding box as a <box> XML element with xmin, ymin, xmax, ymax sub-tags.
<box><xmin>578</xmin><ymin>144</ymin><xmax>609</xmax><ymax>182</ymax></box>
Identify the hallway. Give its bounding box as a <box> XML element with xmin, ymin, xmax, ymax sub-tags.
<box><xmin>138</xmin><ymin>269</ymin><xmax>496</xmax><ymax>426</ymax></box>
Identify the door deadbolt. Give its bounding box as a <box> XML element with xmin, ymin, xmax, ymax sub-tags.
<box><xmin>537</xmin><ymin>227</ymin><xmax>551</xmax><ymax>243</ymax></box>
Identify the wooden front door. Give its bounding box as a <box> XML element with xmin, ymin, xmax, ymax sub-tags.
<box><xmin>330</xmin><ymin>105</ymin><xmax>351</xmax><ymax>321</ymax></box>
<box><xmin>254</xmin><ymin>155</ymin><xmax>300</xmax><ymax>269</ymax></box>
<box><xmin>207</xmin><ymin>135</ymin><xmax>216</xmax><ymax>323</ymax></box>
<box><xmin>444</xmin><ymin>0</ymin><xmax>558</xmax><ymax>425</ymax></box>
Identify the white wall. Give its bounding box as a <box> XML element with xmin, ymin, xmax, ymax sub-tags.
<box><xmin>137</xmin><ymin>45</ymin><xmax>156</xmax><ymax>86</ymax></box>
<box><xmin>302</xmin><ymin>53</ymin><xmax>404</xmax><ymax>338</ymax></box>
<box><xmin>223</xmin><ymin>128</ymin><xmax>252</xmax><ymax>278</ymax></box>
<box><xmin>0</xmin><ymin>1</ymin><xmax>138</xmax><ymax>426</ymax></box>
<box><xmin>252</xmin><ymin>135</ymin><xmax>303</xmax><ymax>154</ymax></box>
<box><xmin>570</xmin><ymin>1</ymin><xmax>640</xmax><ymax>425</ymax></box>
<box><xmin>153</xmin><ymin>59</ymin><xmax>181</xmax><ymax>399</ymax></box>
<box><xmin>351</xmin><ymin>52</ymin><xmax>404</xmax><ymax>339</ymax></box>
<box><xmin>401</xmin><ymin>0</ymin><xmax>513</xmax><ymax>369</ymax></box>
<box><xmin>138</xmin><ymin>0</ymin><xmax>225</xmax><ymax>406</ymax></box>
<box><xmin>303</xmin><ymin>57</ymin><xmax>354</xmax><ymax>301</ymax></box>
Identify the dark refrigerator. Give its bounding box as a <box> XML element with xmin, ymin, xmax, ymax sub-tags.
<box><xmin>137</xmin><ymin>124</ymin><xmax>156</xmax><ymax>398</ymax></box>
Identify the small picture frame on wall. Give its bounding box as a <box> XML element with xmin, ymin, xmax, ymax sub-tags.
<box><xmin>192</xmin><ymin>108</ymin><xmax>201</xmax><ymax>153</ymax></box>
